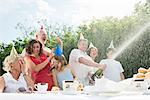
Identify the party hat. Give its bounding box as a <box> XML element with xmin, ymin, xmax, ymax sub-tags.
<box><xmin>80</xmin><ymin>33</ymin><xmax>85</xmax><ymax>39</ymax></box>
<box><xmin>10</xmin><ymin>46</ymin><xmax>19</xmax><ymax>58</ymax></box>
<box><xmin>89</xmin><ymin>42</ymin><xmax>95</xmax><ymax>49</ymax></box>
<box><xmin>21</xmin><ymin>48</ymin><xmax>26</xmax><ymax>57</ymax></box>
<box><xmin>108</xmin><ymin>40</ymin><xmax>115</xmax><ymax>49</ymax></box>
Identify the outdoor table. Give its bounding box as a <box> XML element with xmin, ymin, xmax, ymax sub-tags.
<box><xmin>0</xmin><ymin>91</ymin><xmax>150</xmax><ymax>100</ymax></box>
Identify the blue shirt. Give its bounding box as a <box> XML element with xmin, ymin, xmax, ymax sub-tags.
<box><xmin>56</xmin><ymin>67</ymin><xmax>74</xmax><ymax>89</ymax></box>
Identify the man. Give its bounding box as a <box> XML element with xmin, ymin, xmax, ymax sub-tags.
<box><xmin>21</xmin><ymin>25</ymin><xmax>51</xmax><ymax>56</ymax></box>
<box><xmin>69</xmin><ymin>33</ymin><xmax>106</xmax><ymax>85</ymax></box>
<box><xmin>37</xmin><ymin>25</ymin><xmax>52</xmax><ymax>55</ymax></box>
<box><xmin>99</xmin><ymin>40</ymin><xmax>125</xmax><ymax>82</ymax></box>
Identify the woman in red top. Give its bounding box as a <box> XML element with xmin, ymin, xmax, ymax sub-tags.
<box><xmin>25</xmin><ymin>39</ymin><xmax>54</xmax><ymax>90</ymax></box>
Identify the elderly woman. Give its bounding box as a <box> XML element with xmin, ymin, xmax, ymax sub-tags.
<box><xmin>24</xmin><ymin>39</ymin><xmax>54</xmax><ymax>91</ymax></box>
<box><xmin>0</xmin><ymin>46</ymin><xmax>34</xmax><ymax>93</ymax></box>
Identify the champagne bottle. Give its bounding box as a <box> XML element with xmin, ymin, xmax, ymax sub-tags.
<box><xmin>91</xmin><ymin>69</ymin><xmax>103</xmax><ymax>81</ymax></box>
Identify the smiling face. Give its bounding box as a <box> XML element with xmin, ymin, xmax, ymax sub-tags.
<box><xmin>90</xmin><ymin>47</ymin><xmax>98</xmax><ymax>59</ymax></box>
<box><xmin>77</xmin><ymin>39</ymin><xmax>88</xmax><ymax>52</ymax></box>
<box><xmin>39</xmin><ymin>32</ymin><xmax>47</xmax><ymax>44</ymax></box>
<box><xmin>26</xmin><ymin>39</ymin><xmax>43</xmax><ymax>56</ymax></box>
<box><xmin>32</xmin><ymin>42</ymin><xmax>41</xmax><ymax>55</ymax></box>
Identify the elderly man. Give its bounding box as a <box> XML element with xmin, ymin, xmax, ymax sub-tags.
<box><xmin>35</xmin><ymin>25</ymin><xmax>52</xmax><ymax>55</ymax></box>
<box><xmin>69</xmin><ymin>33</ymin><xmax>106</xmax><ymax>85</ymax></box>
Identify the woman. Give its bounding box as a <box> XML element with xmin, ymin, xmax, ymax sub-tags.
<box><xmin>87</xmin><ymin>43</ymin><xmax>99</xmax><ymax>83</ymax></box>
<box><xmin>25</xmin><ymin>39</ymin><xmax>54</xmax><ymax>91</ymax></box>
<box><xmin>87</xmin><ymin>43</ymin><xmax>98</xmax><ymax>61</ymax></box>
<box><xmin>0</xmin><ymin>46</ymin><xmax>34</xmax><ymax>93</ymax></box>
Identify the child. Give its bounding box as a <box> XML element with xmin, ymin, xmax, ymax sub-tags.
<box><xmin>50</xmin><ymin>55</ymin><xmax>76</xmax><ymax>90</ymax></box>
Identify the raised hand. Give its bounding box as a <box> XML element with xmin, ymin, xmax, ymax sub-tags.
<box><xmin>19</xmin><ymin>58</ymin><xmax>28</xmax><ymax>75</ymax></box>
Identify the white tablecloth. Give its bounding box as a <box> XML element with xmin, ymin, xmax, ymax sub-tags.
<box><xmin>0</xmin><ymin>92</ymin><xmax>150</xmax><ymax>100</ymax></box>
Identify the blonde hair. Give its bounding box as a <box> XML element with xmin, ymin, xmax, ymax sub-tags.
<box><xmin>3</xmin><ymin>55</ymin><xmax>20</xmax><ymax>72</ymax></box>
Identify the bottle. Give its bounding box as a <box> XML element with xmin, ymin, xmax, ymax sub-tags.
<box><xmin>91</xmin><ymin>69</ymin><xmax>103</xmax><ymax>81</ymax></box>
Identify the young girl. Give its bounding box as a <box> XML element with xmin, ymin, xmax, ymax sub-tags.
<box><xmin>50</xmin><ymin>55</ymin><xmax>76</xmax><ymax>90</ymax></box>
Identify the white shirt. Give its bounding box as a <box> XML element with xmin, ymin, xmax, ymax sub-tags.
<box><xmin>69</xmin><ymin>49</ymin><xmax>92</xmax><ymax>85</ymax></box>
<box><xmin>100</xmin><ymin>59</ymin><xmax>124</xmax><ymax>82</ymax></box>
<box><xmin>2</xmin><ymin>72</ymin><xmax>27</xmax><ymax>93</ymax></box>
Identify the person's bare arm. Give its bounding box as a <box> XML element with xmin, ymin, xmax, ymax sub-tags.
<box><xmin>67</xmin><ymin>65</ymin><xmax>77</xmax><ymax>79</ymax></box>
<box><xmin>120</xmin><ymin>73</ymin><xmax>125</xmax><ymax>80</ymax></box>
<box><xmin>19</xmin><ymin>59</ymin><xmax>34</xmax><ymax>88</ymax></box>
<box><xmin>24</xmin><ymin>56</ymin><xmax>51</xmax><ymax>73</ymax></box>
<box><xmin>52</xmin><ymin>70</ymin><xmax>58</xmax><ymax>87</ymax></box>
<box><xmin>56</xmin><ymin>36</ymin><xmax>63</xmax><ymax>50</ymax></box>
<box><xmin>0</xmin><ymin>77</ymin><xmax>5</xmax><ymax>93</ymax></box>
<box><xmin>79</xmin><ymin>57</ymin><xmax>106</xmax><ymax>70</ymax></box>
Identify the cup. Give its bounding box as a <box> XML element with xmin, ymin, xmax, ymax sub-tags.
<box><xmin>34</xmin><ymin>83</ymin><xmax>48</xmax><ymax>92</ymax></box>
<box><xmin>132</xmin><ymin>79</ymin><xmax>148</xmax><ymax>90</ymax></box>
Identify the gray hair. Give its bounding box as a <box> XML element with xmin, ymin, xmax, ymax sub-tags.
<box><xmin>3</xmin><ymin>55</ymin><xmax>20</xmax><ymax>72</ymax></box>
<box><xmin>77</xmin><ymin>39</ymin><xmax>88</xmax><ymax>46</ymax></box>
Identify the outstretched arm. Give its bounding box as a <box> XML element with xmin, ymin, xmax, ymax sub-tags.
<box><xmin>24</xmin><ymin>56</ymin><xmax>51</xmax><ymax>73</ymax></box>
<box><xmin>0</xmin><ymin>77</ymin><xmax>5</xmax><ymax>93</ymax></box>
<box><xmin>79</xmin><ymin>57</ymin><xmax>106</xmax><ymax>70</ymax></box>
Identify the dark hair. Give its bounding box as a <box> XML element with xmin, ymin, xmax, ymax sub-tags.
<box><xmin>87</xmin><ymin>47</ymin><xmax>92</xmax><ymax>56</ymax></box>
<box><xmin>26</xmin><ymin>39</ymin><xmax>43</xmax><ymax>55</ymax></box>
<box><xmin>53</xmin><ymin>55</ymin><xmax>68</xmax><ymax>66</ymax></box>
<box><xmin>87</xmin><ymin>47</ymin><xmax>98</xmax><ymax>56</ymax></box>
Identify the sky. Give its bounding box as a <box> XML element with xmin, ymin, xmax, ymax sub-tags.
<box><xmin>0</xmin><ymin>0</ymin><xmax>144</xmax><ymax>43</ymax></box>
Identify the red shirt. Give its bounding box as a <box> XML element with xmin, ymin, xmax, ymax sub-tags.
<box><xmin>29</xmin><ymin>54</ymin><xmax>53</xmax><ymax>91</ymax></box>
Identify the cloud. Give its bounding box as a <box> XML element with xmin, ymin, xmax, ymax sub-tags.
<box><xmin>34</xmin><ymin>0</ymin><xmax>56</xmax><ymax>19</ymax></box>
<box><xmin>0</xmin><ymin>0</ymin><xmax>56</xmax><ymax>19</ymax></box>
<box><xmin>0</xmin><ymin>0</ymin><xmax>56</xmax><ymax>43</ymax></box>
<box><xmin>68</xmin><ymin>0</ymin><xmax>141</xmax><ymax>25</ymax></box>
<box><xmin>0</xmin><ymin>0</ymin><xmax>16</xmax><ymax>14</ymax></box>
